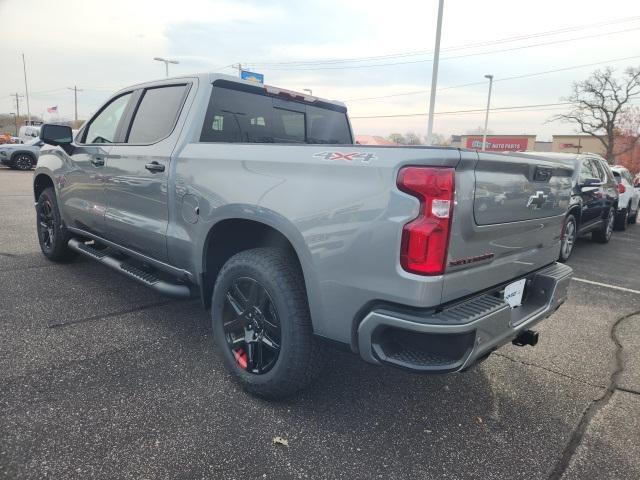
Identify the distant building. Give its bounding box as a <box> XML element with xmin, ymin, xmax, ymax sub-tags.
<box><xmin>459</xmin><ymin>134</ymin><xmax>536</xmax><ymax>152</ymax></box>
<box><xmin>551</xmin><ymin>135</ymin><xmax>606</xmax><ymax>157</ymax></box>
<box><xmin>355</xmin><ymin>135</ymin><xmax>398</xmax><ymax>146</ymax></box>
<box><xmin>534</xmin><ymin>141</ymin><xmax>552</xmax><ymax>152</ymax></box>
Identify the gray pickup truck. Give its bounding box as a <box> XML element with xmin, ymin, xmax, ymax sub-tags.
<box><xmin>34</xmin><ymin>73</ymin><xmax>573</xmax><ymax>398</ymax></box>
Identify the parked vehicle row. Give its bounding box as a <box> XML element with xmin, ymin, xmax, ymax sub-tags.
<box><xmin>611</xmin><ymin>165</ymin><xmax>639</xmax><ymax>229</ymax></box>
<box><xmin>33</xmin><ymin>73</ymin><xmax>574</xmax><ymax>398</ymax></box>
<box><xmin>521</xmin><ymin>152</ymin><xmax>638</xmax><ymax>261</ymax></box>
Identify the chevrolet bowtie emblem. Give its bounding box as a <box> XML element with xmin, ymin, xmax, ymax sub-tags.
<box><xmin>527</xmin><ymin>191</ymin><xmax>548</xmax><ymax>209</ymax></box>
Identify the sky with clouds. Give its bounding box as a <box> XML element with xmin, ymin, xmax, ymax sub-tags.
<box><xmin>1</xmin><ymin>0</ymin><xmax>639</xmax><ymax>140</ymax></box>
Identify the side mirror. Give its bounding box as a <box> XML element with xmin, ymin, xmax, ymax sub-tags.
<box><xmin>580</xmin><ymin>177</ymin><xmax>602</xmax><ymax>188</ymax></box>
<box><xmin>40</xmin><ymin>124</ymin><xmax>73</xmax><ymax>147</ymax></box>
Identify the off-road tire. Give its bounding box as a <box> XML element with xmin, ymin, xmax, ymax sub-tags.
<box><xmin>36</xmin><ymin>187</ymin><xmax>75</xmax><ymax>261</ymax></box>
<box><xmin>211</xmin><ymin>247</ymin><xmax>325</xmax><ymax>399</ymax></box>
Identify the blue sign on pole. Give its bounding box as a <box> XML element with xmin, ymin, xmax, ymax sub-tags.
<box><xmin>241</xmin><ymin>70</ymin><xmax>264</xmax><ymax>84</ymax></box>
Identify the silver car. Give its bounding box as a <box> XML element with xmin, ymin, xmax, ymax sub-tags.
<box><xmin>0</xmin><ymin>137</ymin><xmax>42</xmax><ymax>170</ymax></box>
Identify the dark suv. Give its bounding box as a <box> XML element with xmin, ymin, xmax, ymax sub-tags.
<box><xmin>522</xmin><ymin>153</ymin><xmax>619</xmax><ymax>261</ymax></box>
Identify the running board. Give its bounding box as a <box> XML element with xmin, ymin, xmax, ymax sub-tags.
<box><xmin>68</xmin><ymin>238</ymin><xmax>192</xmax><ymax>298</ymax></box>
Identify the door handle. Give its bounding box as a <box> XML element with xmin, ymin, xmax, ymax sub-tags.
<box><xmin>145</xmin><ymin>161</ymin><xmax>165</xmax><ymax>173</ymax></box>
<box><xmin>90</xmin><ymin>157</ymin><xmax>105</xmax><ymax>167</ymax></box>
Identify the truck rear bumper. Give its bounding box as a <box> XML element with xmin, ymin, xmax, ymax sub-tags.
<box><xmin>357</xmin><ymin>262</ymin><xmax>572</xmax><ymax>373</ymax></box>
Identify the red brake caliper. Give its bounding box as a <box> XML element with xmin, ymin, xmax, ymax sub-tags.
<box><xmin>233</xmin><ymin>348</ymin><xmax>248</xmax><ymax>369</ymax></box>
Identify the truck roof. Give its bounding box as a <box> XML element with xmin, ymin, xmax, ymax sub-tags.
<box><xmin>116</xmin><ymin>72</ymin><xmax>347</xmax><ymax>109</ymax></box>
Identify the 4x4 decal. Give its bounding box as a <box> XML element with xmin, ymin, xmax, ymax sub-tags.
<box><xmin>313</xmin><ymin>151</ymin><xmax>376</xmax><ymax>164</ymax></box>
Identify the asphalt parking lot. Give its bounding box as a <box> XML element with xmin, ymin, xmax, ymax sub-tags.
<box><xmin>1</xmin><ymin>166</ymin><xmax>639</xmax><ymax>480</ymax></box>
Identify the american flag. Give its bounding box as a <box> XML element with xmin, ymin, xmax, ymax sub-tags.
<box><xmin>47</xmin><ymin>106</ymin><xmax>58</xmax><ymax>113</ymax></box>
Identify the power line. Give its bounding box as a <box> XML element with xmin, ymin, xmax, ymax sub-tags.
<box><xmin>246</xmin><ymin>16</ymin><xmax>640</xmax><ymax>68</ymax></box>
<box><xmin>344</xmin><ymin>54</ymin><xmax>640</xmax><ymax>102</ymax></box>
<box><xmin>251</xmin><ymin>27</ymin><xmax>640</xmax><ymax>71</ymax></box>
<box><xmin>349</xmin><ymin>102</ymin><xmax>574</xmax><ymax>119</ymax></box>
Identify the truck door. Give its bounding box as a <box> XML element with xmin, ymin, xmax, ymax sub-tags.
<box><xmin>60</xmin><ymin>92</ymin><xmax>133</xmax><ymax>236</ymax></box>
<box><xmin>102</xmin><ymin>84</ymin><xmax>190</xmax><ymax>262</ymax></box>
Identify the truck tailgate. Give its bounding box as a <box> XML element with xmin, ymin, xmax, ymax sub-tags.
<box><xmin>441</xmin><ymin>151</ymin><xmax>573</xmax><ymax>303</ymax></box>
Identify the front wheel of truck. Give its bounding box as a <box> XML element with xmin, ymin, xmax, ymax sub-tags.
<box><xmin>36</xmin><ymin>187</ymin><xmax>75</xmax><ymax>262</ymax></box>
<box><xmin>211</xmin><ymin>247</ymin><xmax>325</xmax><ymax>399</ymax></box>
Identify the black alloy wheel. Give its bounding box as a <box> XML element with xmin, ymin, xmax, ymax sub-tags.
<box><xmin>36</xmin><ymin>187</ymin><xmax>75</xmax><ymax>261</ymax></box>
<box><xmin>38</xmin><ymin>198</ymin><xmax>56</xmax><ymax>252</ymax></box>
<box><xmin>222</xmin><ymin>277</ymin><xmax>282</xmax><ymax>375</ymax></box>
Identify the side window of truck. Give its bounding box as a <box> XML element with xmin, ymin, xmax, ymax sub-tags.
<box><xmin>84</xmin><ymin>93</ymin><xmax>132</xmax><ymax>144</ymax></box>
<box><xmin>127</xmin><ymin>85</ymin><xmax>189</xmax><ymax>144</ymax></box>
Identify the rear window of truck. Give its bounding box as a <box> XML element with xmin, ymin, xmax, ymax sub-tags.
<box><xmin>200</xmin><ymin>83</ymin><xmax>352</xmax><ymax>144</ymax></box>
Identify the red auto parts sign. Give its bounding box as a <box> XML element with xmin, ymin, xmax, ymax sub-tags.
<box><xmin>466</xmin><ymin>136</ymin><xmax>529</xmax><ymax>152</ymax></box>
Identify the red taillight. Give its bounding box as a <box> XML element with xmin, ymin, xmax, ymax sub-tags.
<box><xmin>397</xmin><ymin>166</ymin><xmax>455</xmax><ymax>275</ymax></box>
<box><xmin>618</xmin><ymin>182</ymin><xmax>626</xmax><ymax>194</ymax></box>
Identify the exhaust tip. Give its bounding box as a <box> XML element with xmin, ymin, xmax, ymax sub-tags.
<box><xmin>512</xmin><ymin>330</ymin><xmax>539</xmax><ymax>347</ymax></box>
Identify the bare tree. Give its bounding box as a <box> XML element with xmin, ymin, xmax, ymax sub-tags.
<box><xmin>466</xmin><ymin>126</ymin><xmax>493</xmax><ymax>135</ymax></box>
<box><xmin>428</xmin><ymin>133</ymin><xmax>448</xmax><ymax>146</ymax></box>
<box><xmin>388</xmin><ymin>133</ymin><xmax>406</xmax><ymax>145</ymax></box>
<box><xmin>552</xmin><ymin>67</ymin><xmax>640</xmax><ymax>162</ymax></box>
<box><xmin>404</xmin><ymin>132</ymin><xmax>423</xmax><ymax>145</ymax></box>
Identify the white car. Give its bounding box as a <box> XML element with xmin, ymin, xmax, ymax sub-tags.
<box><xmin>611</xmin><ymin>165</ymin><xmax>639</xmax><ymax>229</ymax></box>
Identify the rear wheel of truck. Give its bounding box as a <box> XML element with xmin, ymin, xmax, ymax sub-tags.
<box><xmin>36</xmin><ymin>187</ymin><xmax>75</xmax><ymax>261</ymax></box>
<box><xmin>211</xmin><ymin>247</ymin><xmax>325</xmax><ymax>399</ymax></box>
<box><xmin>592</xmin><ymin>207</ymin><xmax>615</xmax><ymax>243</ymax></box>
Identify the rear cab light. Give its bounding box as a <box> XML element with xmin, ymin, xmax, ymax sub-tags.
<box><xmin>397</xmin><ymin>167</ymin><xmax>455</xmax><ymax>275</ymax></box>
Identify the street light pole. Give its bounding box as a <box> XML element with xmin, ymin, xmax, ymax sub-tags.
<box><xmin>22</xmin><ymin>53</ymin><xmax>31</xmax><ymax>123</ymax></box>
<box><xmin>481</xmin><ymin>74</ymin><xmax>494</xmax><ymax>151</ymax></box>
<box><xmin>426</xmin><ymin>0</ymin><xmax>445</xmax><ymax>145</ymax></box>
<box><xmin>153</xmin><ymin>57</ymin><xmax>179</xmax><ymax>77</ymax></box>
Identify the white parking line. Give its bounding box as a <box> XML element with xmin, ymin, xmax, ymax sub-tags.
<box><xmin>572</xmin><ymin>277</ymin><xmax>640</xmax><ymax>295</ymax></box>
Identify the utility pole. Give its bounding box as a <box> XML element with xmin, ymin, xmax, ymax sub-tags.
<box><xmin>426</xmin><ymin>0</ymin><xmax>445</xmax><ymax>145</ymax></box>
<box><xmin>10</xmin><ymin>113</ymin><xmax>17</xmax><ymax>136</ymax></box>
<box><xmin>231</xmin><ymin>63</ymin><xmax>243</xmax><ymax>78</ymax></box>
<box><xmin>22</xmin><ymin>53</ymin><xmax>31</xmax><ymax>123</ymax></box>
<box><xmin>67</xmin><ymin>86</ymin><xmax>83</xmax><ymax>123</ymax></box>
<box><xmin>481</xmin><ymin>74</ymin><xmax>494</xmax><ymax>151</ymax></box>
<box><xmin>12</xmin><ymin>93</ymin><xmax>23</xmax><ymax>127</ymax></box>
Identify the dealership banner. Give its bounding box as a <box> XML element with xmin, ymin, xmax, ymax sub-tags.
<box><xmin>466</xmin><ymin>136</ymin><xmax>529</xmax><ymax>152</ymax></box>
